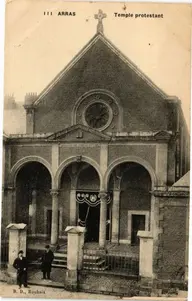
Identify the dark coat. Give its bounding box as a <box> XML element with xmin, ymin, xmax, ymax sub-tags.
<box><xmin>13</xmin><ymin>257</ymin><xmax>28</xmax><ymax>272</ymax></box>
<box><xmin>41</xmin><ymin>250</ymin><xmax>54</xmax><ymax>272</ymax></box>
<box><xmin>13</xmin><ymin>257</ymin><xmax>28</xmax><ymax>286</ymax></box>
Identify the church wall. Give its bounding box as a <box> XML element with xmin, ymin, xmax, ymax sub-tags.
<box><xmin>35</xmin><ymin>190</ymin><xmax>52</xmax><ymax>235</ymax></box>
<box><xmin>10</xmin><ymin>145</ymin><xmax>52</xmax><ymax>168</ymax></box>
<box><xmin>119</xmin><ymin>190</ymin><xmax>151</xmax><ymax>240</ymax></box>
<box><xmin>156</xmin><ymin>197</ymin><xmax>188</xmax><ymax>279</ymax></box>
<box><xmin>59</xmin><ymin>173</ymin><xmax>71</xmax><ymax>234</ymax></box>
<box><xmin>33</xmin><ymin>40</ymin><xmax>169</xmax><ymax>134</ymax></box>
<box><xmin>118</xmin><ymin>165</ymin><xmax>151</xmax><ymax>241</ymax></box>
<box><xmin>108</xmin><ymin>144</ymin><xmax>156</xmax><ymax>170</ymax></box>
<box><xmin>77</xmin><ymin>167</ymin><xmax>100</xmax><ymax>190</ymax></box>
<box><xmin>15</xmin><ymin>162</ymin><xmax>52</xmax><ymax>237</ymax></box>
<box><xmin>59</xmin><ymin>144</ymin><xmax>100</xmax><ymax>165</ymax></box>
<box><xmin>167</xmin><ymin>142</ymin><xmax>176</xmax><ymax>185</ymax></box>
<box><xmin>59</xmin><ymin>190</ymin><xmax>70</xmax><ymax>234</ymax></box>
<box><xmin>1</xmin><ymin>190</ymin><xmax>9</xmax><ymax>239</ymax></box>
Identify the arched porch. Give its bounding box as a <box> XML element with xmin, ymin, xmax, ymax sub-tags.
<box><xmin>55</xmin><ymin>158</ymin><xmax>110</xmax><ymax>247</ymax></box>
<box><xmin>105</xmin><ymin>158</ymin><xmax>155</xmax><ymax>246</ymax></box>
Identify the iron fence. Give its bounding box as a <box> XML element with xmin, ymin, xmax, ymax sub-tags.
<box><xmin>82</xmin><ymin>249</ymin><xmax>139</xmax><ymax>276</ymax></box>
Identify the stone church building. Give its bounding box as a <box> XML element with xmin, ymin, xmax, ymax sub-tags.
<box><xmin>2</xmin><ymin>11</ymin><xmax>190</xmax><ymax>282</ymax></box>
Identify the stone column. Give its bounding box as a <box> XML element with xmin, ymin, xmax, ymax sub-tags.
<box><xmin>99</xmin><ymin>191</ymin><xmax>108</xmax><ymax>248</ymax></box>
<box><xmin>6</xmin><ymin>223</ymin><xmax>27</xmax><ymax>277</ymax></box>
<box><xmin>65</xmin><ymin>226</ymin><xmax>86</xmax><ymax>291</ymax></box>
<box><xmin>70</xmin><ymin>189</ymin><xmax>77</xmax><ymax>226</ymax></box>
<box><xmin>50</xmin><ymin>189</ymin><xmax>59</xmax><ymax>245</ymax></box>
<box><xmin>30</xmin><ymin>189</ymin><xmax>37</xmax><ymax>235</ymax></box>
<box><xmin>111</xmin><ymin>189</ymin><xmax>120</xmax><ymax>243</ymax></box>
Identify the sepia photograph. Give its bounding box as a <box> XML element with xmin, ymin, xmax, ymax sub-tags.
<box><xmin>0</xmin><ymin>1</ymin><xmax>191</xmax><ymax>299</ymax></box>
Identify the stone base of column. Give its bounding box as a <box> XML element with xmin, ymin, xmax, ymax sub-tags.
<box><xmin>65</xmin><ymin>269</ymin><xmax>78</xmax><ymax>291</ymax></box>
<box><xmin>111</xmin><ymin>236</ymin><xmax>119</xmax><ymax>244</ymax></box>
<box><xmin>7</xmin><ymin>264</ymin><xmax>17</xmax><ymax>284</ymax></box>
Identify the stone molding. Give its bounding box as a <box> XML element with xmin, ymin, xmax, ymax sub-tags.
<box><xmin>9</xmin><ymin>155</ymin><xmax>54</xmax><ymax>187</ymax></box>
<box><xmin>98</xmin><ymin>191</ymin><xmax>108</xmax><ymax>200</ymax></box>
<box><xmin>50</xmin><ymin>189</ymin><xmax>59</xmax><ymax>196</ymax></box>
<box><xmin>55</xmin><ymin>155</ymin><xmax>103</xmax><ymax>189</ymax></box>
<box><xmin>104</xmin><ymin>155</ymin><xmax>157</xmax><ymax>189</ymax></box>
<box><xmin>72</xmin><ymin>89</ymin><xmax>123</xmax><ymax>131</ymax></box>
<box><xmin>153</xmin><ymin>190</ymin><xmax>189</xmax><ymax>198</ymax></box>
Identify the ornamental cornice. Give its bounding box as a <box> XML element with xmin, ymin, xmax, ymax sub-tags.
<box><xmin>153</xmin><ymin>190</ymin><xmax>189</xmax><ymax>198</ymax></box>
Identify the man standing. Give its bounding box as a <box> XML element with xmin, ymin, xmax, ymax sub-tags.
<box><xmin>13</xmin><ymin>250</ymin><xmax>28</xmax><ymax>288</ymax></box>
<box><xmin>41</xmin><ymin>245</ymin><xmax>54</xmax><ymax>280</ymax></box>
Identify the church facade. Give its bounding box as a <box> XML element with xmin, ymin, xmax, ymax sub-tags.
<box><xmin>2</xmin><ymin>12</ymin><xmax>190</xmax><ymax>281</ymax></box>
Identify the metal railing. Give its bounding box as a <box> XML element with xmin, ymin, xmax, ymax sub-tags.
<box><xmin>82</xmin><ymin>249</ymin><xmax>139</xmax><ymax>276</ymax></box>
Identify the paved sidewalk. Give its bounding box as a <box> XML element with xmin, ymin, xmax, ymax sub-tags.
<box><xmin>0</xmin><ymin>283</ymin><xmax>188</xmax><ymax>300</ymax></box>
<box><xmin>0</xmin><ymin>283</ymin><xmax>120</xmax><ymax>299</ymax></box>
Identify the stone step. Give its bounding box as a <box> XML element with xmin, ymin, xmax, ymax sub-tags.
<box><xmin>83</xmin><ymin>259</ymin><xmax>106</xmax><ymax>267</ymax></box>
<box><xmin>83</xmin><ymin>255</ymin><xmax>102</xmax><ymax>263</ymax></box>
<box><xmin>53</xmin><ymin>259</ymin><xmax>67</xmax><ymax>263</ymax></box>
<box><xmin>52</xmin><ymin>263</ymin><xmax>67</xmax><ymax>268</ymax></box>
<box><xmin>83</xmin><ymin>266</ymin><xmax>108</xmax><ymax>271</ymax></box>
<box><xmin>54</xmin><ymin>252</ymin><xmax>67</xmax><ymax>258</ymax></box>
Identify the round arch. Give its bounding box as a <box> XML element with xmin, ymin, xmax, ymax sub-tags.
<box><xmin>104</xmin><ymin>156</ymin><xmax>157</xmax><ymax>190</ymax></box>
<box><xmin>72</xmin><ymin>89</ymin><xmax>124</xmax><ymax>129</ymax></box>
<box><xmin>9</xmin><ymin>156</ymin><xmax>54</xmax><ymax>187</ymax></box>
<box><xmin>55</xmin><ymin>156</ymin><xmax>103</xmax><ymax>189</ymax></box>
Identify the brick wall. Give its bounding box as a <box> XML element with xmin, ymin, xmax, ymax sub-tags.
<box><xmin>156</xmin><ymin>197</ymin><xmax>188</xmax><ymax>279</ymax></box>
<box><xmin>119</xmin><ymin>166</ymin><xmax>151</xmax><ymax>240</ymax></box>
<box><xmin>59</xmin><ymin>144</ymin><xmax>100</xmax><ymax>165</ymax></box>
<box><xmin>34</xmin><ymin>39</ymin><xmax>169</xmax><ymax>133</ymax></box>
<box><xmin>108</xmin><ymin>144</ymin><xmax>156</xmax><ymax>169</ymax></box>
<box><xmin>10</xmin><ymin>145</ymin><xmax>52</xmax><ymax>167</ymax></box>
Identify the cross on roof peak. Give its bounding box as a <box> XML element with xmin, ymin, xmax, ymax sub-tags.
<box><xmin>94</xmin><ymin>9</ymin><xmax>107</xmax><ymax>34</ymax></box>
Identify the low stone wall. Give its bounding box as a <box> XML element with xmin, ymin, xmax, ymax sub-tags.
<box><xmin>78</xmin><ymin>271</ymin><xmax>141</xmax><ymax>296</ymax></box>
<box><xmin>78</xmin><ymin>271</ymin><xmax>188</xmax><ymax>297</ymax></box>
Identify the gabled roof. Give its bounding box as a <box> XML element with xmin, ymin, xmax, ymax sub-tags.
<box><xmin>33</xmin><ymin>33</ymin><xmax>168</xmax><ymax>106</ymax></box>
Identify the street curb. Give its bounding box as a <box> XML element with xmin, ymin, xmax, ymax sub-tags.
<box><xmin>28</xmin><ymin>281</ymin><xmax>64</xmax><ymax>289</ymax></box>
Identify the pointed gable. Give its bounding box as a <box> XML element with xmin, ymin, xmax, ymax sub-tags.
<box><xmin>31</xmin><ymin>33</ymin><xmax>170</xmax><ymax>134</ymax></box>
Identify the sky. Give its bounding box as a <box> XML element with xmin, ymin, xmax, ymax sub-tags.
<box><xmin>4</xmin><ymin>0</ymin><xmax>191</xmax><ymax>128</ymax></box>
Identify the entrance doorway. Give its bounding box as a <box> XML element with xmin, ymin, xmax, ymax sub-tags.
<box><xmin>79</xmin><ymin>203</ymin><xmax>100</xmax><ymax>242</ymax></box>
<box><xmin>131</xmin><ymin>214</ymin><xmax>145</xmax><ymax>245</ymax></box>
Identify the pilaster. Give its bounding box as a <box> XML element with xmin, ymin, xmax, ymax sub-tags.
<box><xmin>155</xmin><ymin>144</ymin><xmax>168</xmax><ymax>186</ymax></box>
<box><xmin>51</xmin><ymin>144</ymin><xmax>59</xmax><ymax>177</ymax></box>
<box><xmin>50</xmin><ymin>189</ymin><xmax>59</xmax><ymax>245</ymax></box>
<box><xmin>100</xmin><ymin>144</ymin><xmax>108</xmax><ymax>189</ymax></box>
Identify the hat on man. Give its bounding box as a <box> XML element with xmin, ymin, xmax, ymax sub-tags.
<box><xmin>18</xmin><ymin>250</ymin><xmax>24</xmax><ymax>255</ymax></box>
<box><xmin>45</xmin><ymin>245</ymin><xmax>50</xmax><ymax>249</ymax></box>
